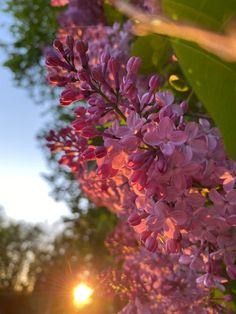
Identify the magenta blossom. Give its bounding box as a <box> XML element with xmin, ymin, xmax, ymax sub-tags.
<box><xmin>144</xmin><ymin>117</ymin><xmax>187</xmax><ymax>155</ymax></box>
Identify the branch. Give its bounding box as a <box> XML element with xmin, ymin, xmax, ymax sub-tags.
<box><xmin>112</xmin><ymin>0</ymin><xmax>236</xmax><ymax>62</ymax></box>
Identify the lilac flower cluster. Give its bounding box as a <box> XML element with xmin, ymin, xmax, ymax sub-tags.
<box><xmin>46</xmin><ymin>1</ymin><xmax>236</xmax><ymax>312</ymax></box>
<box><xmin>45</xmin><ymin>19</ymin><xmax>132</xmax><ymax>91</ymax></box>
<box><xmin>46</xmin><ymin>34</ymin><xmax>236</xmax><ymax>282</ymax></box>
<box><xmin>103</xmin><ymin>222</ymin><xmax>232</xmax><ymax>314</ymax></box>
<box><xmin>56</xmin><ymin>0</ymin><xmax>105</xmax><ymax>29</ymax></box>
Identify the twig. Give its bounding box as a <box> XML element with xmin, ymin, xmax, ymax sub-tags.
<box><xmin>185</xmin><ymin>111</ymin><xmax>211</xmax><ymax>120</ymax></box>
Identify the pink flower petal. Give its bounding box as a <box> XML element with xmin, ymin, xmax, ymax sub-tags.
<box><xmin>127</xmin><ymin>111</ymin><xmax>144</xmax><ymax>132</ymax></box>
<box><xmin>160</xmin><ymin>142</ymin><xmax>175</xmax><ymax>156</ymax></box>
<box><xmin>182</xmin><ymin>145</ymin><xmax>193</xmax><ymax>161</ymax></box>
<box><xmin>186</xmin><ymin>190</ymin><xmax>205</xmax><ymax>208</ymax></box>
<box><xmin>169</xmin><ymin>130</ymin><xmax>187</xmax><ymax>145</ymax></box>
<box><xmin>226</xmin><ymin>265</ymin><xmax>236</xmax><ymax>280</ymax></box>
<box><xmin>196</xmin><ymin>274</ymin><xmax>207</xmax><ymax>285</ymax></box>
<box><xmin>154</xmin><ymin>201</ymin><xmax>169</xmax><ymax>219</ymax></box>
<box><xmin>204</xmin><ymin>231</ymin><xmax>216</xmax><ymax>244</ymax></box>
<box><xmin>179</xmin><ymin>255</ymin><xmax>191</xmax><ymax>265</ymax></box>
<box><xmin>158</xmin><ymin>117</ymin><xmax>173</xmax><ymax>138</ymax></box>
<box><xmin>190</xmin><ymin>257</ymin><xmax>205</xmax><ymax>271</ymax></box>
<box><xmin>191</xmin><ymin>139</ymin><xmax>208</xmax><ymax>153</ymax></box>
<box><xmin>172</xmin><ymin>174</ymin><xmax>186</xmax><ymax>191</ymax></box>
<box><xmin>183</xmin><ymin>162</ymin><xmax>201</xmax><ymax>175</ymax></box>
<box><xmin>145</xmin><ymin>236</ymin><xmax>158</xmax><ymax>252</ymax></box>
<box><xmin>226</xmin><ymin>189</ymin><xmax>236</xmax><ymax>204</ymax></box>
<box><xmin>171</xmin><ymin>210</ymin><xmax>188</xmax><ymax>225</ymax></box>
<box><xmin>143</xmin><ymin>130</ymin><xmax>162</xmax><ymax>146</ymax></box>
<box><xmin>164</xmin><ymin>218</ymin><xmax>176</xmax><ymax>238</ymax></box>
<box><xmin>209</xmin><ymin>189</ymin><xmax>224</xmax><ymax>205</ymax></box>
<box><xmin>185</xmin><ymin>122</ymin><xmax>199</xmax><ymax>139</ymax></box>
<box><xmin>156</xmin><ymin>91</ymin><xmax>174</xmax><ymax>106</ymax></box>
<box><xmin>226</xmin><ymin>215</ymin><xmax>236</xmax><ymax>226</ymax></box>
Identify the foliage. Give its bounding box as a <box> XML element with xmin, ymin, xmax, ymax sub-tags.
<box><xmin>32</xmin><ymin>207</ymin><xmax>118</xmax><ymax>314</ymax></box>
<box><xmin>0</xmin><ymin>210</ymin><xmax>43</xmax><ymax>293</ymax></box>
<box><xmin>0</xmin><ymin>207</ymin><xmax>117</xmax><ymax>313</ymax></box>
<box><xmin>162</xmin><ymin>0</ymin><xmax>236</xmax><ymax>159</ymax></box>
<box><xmin>2</xmin><ymin>0</ymin><xmax>62</xmax><ymax>101</ymax></box>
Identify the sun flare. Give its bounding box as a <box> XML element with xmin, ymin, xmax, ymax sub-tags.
<box><xmin>73</xmin><ymin>283</ymin><xmax>94</xmax><ymax>307</ymax></box>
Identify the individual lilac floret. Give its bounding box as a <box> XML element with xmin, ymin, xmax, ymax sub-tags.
<box><xmin>144</xmin><ymin>116</ymin><xmax>187</xmax><ymax>155</ymax></box>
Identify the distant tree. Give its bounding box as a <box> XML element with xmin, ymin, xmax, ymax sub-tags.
<box><xmin>33</xmin><ymin>207</ymin><xmax>118</xmax><ymax>314</ymax></box>
<box><xmin>0</xmin><ymin>210</ymin><xmax>43</xmax><ymax>293</ymax></box>
<box><xmin>2</xmin><ymin>0</ymin><xmax>63</xmax><ymax>101</ymax></box>
<box><xmin>0</xmin><ymin>209</ymin><xmax>44</xmax><ymax>313</ymax></box>
<box><xmin>0</xmin><ymin>206</ymin><xmax>118</xmax><ymax>313</ymax></box>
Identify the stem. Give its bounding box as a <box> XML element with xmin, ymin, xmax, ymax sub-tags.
<box><xmin>186</xmin><ymin>89</ymin><xmax>194</xmax><ymax>103</ymax></box>
<box><xmin>186</xmin><ymin>111</ymin><xmax>211</xmax><ymax>120</ymax></box>
<box><xmin>113</xmin><ymin>105</ymin><xmax>127</xmax><ymax>121</ymax></box>
<box><xmin>93</xmin><ymin>84</ymin><xmax>127</xmax><ymax>122</ymax></box>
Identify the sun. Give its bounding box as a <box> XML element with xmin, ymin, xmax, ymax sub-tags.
<box><xmin>73</xmin><ymin>283</ymin><xmax>94</xmax><ymax>307</ymax></box>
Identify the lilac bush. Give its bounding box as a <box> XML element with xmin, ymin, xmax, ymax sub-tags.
<box><xmin>45</xmin><ymin>1</ymin><xmax>236</xmax><ymax>312</ymax></box>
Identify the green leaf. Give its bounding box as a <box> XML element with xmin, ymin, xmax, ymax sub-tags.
<box><xmin>132</xmin><ymin>34</ymin><xmax>172</xmax><ymax>74</ymax></box>
<box><xmin>162</xmin><ymin>0</ymin><xmax>236</xmax><ymax>159</ymax></box>
<box><xmin>162</xmin><ymin>0</ymin><xmax>236</xmax><ymax>31</ymax></box>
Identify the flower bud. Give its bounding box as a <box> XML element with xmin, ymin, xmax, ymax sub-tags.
<box><xmin>78</xmin><ymin>69</ymin><xmax>90</xmax><ymax>82</ymax></box>
<box><xmin>165</xmin><ymin>239</ymin><xmax>180</xmax><ymax>253</ymax></box>
<box><xmin>180</xmin><ymin>101</ymin><xmax>188</xmax><ymax>113</ymax></box>
<box><xmin>145</xmin><ymin>235</ymin><xmax>158</xmax><ymax>252</ymax></box>
<box><xmin>123</xmin><ymin>80</ymin><xmax>137</xmax><ymax>100</ymax></box>
<box><xmin>46</xmin><ymin>130</ymin><xmax>56</xmax><ymax>142</ymax></box>
<box><xmin>108</xmin><ymin>57</ymin><xmax>120</xmax><ymax>77</ymax></box>
<box><xmin>74</xmin><ymin>107</ymin><xmax>86</xmax><ymax>117</ymax></box>
<box><xmin>149</xmin><ymin>75</ymin><xmax>159</xmax><ymax>91</ymax></box>
<box><xmin>223</xmin><ymin>295</ymin><xmax>233</xmax><ymax>302</ymax></box>
<box><xmin>81</xmin><ymin>126</ymin><xmax>99</xmax><ymax>138</ymax></box>
<box><xmin>75</xmin><ymin>40</ymin><xmax>88</xmax><ymax>55</ymax></box>
<box><xmin>95</xmin><ymin>146</ymin><xmax>107</xmax><ymax>158</ymax></box>
<box><xmin>97</xmin><ymin>163</ymin><xmax>117</xmax><ymax>178</ymax></box>
<box><xmin>226</xmin><ymin>215</ymin><xmax>236</xmax><ymax>226</ymax></box>
<box><xmin>76</xmin><ymin>40</ymin><xmax>89</xmax><ymax>68</ymax></box>
<box><xmin>82</xmin><ymin>148</ymin><xmax>95</xmax><ymax>160</ymax></box>
<box><xmin>126</xmin><ymin>56</ymin><xmax>141</xmax><ymax>74</ymax></box>
<box><xmin>66</xmin><ymin>35</ymin><xmax>74</xmax><ymax>50</ymax></box>
<box><xmin>91</xmin><ymin>65</ymin><xmax>104</xmax><ymax>82</ymax></box>
<box><xmin>60</xmin><ymin>87</ymin><xmax>84</xmax><ymax>106</ymax></box>
<box><xmin>226</xmin><ymin>265</ymin><xmax>236</xmax><ymax>280</ymax></box>
<box><xmin>59</xmin><ymin>155</ymin><xmax>70</xmax><ymax>165</ymax></box>
<box><xmin>72</xmin><ymin>118</ymin><xmax>87</xmax><ymax>131</ymax></box>
<box><xmin>47</xmin><ymin>74</ymin><xmax>68</xmax><ymax>87</ymax></box>
<box><xmin>140</xmin><ymin>231</ymin><xmax>151</xmax><ymax>243</ymax></box>
<box><xmin>179</xmin><ymin>255</ymin><xmax>191</xmax><ymax>265</ymax></box>
<box><xmin>46</xmin><ymin>50</ymin><xmax>66</xmax><ymax>67</ymax></box>
<box><xmin>53</xmin><ymin>39</ymin><xmax>64</xmax><ymax>54</ymax></box>
<box><xmin>101</xmin><ymin>49</ymin><xmax>110</xmax><ymax>64</ymax></box>
<box><xmin>128</xmin><ymin>212</ymin><xmax>141</xmax><ymax>226</ymax></box>
<box><xmin>141</xmin><ymin>92</ymin><xmax>154</xmax><ymax>106</ymax></box>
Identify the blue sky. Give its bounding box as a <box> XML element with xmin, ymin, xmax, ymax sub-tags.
<box><xmin>0</xmin><ymin>12</ymin><xmax>70</xmax><ymax>223</ymax></box>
